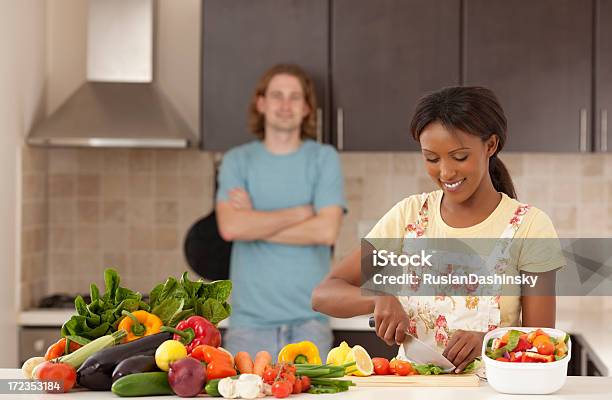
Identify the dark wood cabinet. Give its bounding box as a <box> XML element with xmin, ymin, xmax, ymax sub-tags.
<box><xmin>202</xmin><ymin>0</ymin><xmax>608</xmax><ymax>153</ymax></box>
<box><xmin>201</xmin><ymin>0</ymin><xmax>460</xmax><ymax>152</ymax></box>
<box><xmin>331</xmin><ymin>0</ymin><xmax>461</xmax><ymax>151</ymax></box>
<box><xmin>201</xmin><ymin>0</ymin><xmax>329</xmax><ymax>150</ymax></box>
<box><xmin>595</xmin><ymin>0</ymin><xmax>612</xmax><ymax>152</ymax></box>
<box><xmin>464</xmin><ymin>0</ymin><xmax>593</xmax><ymax>152</ymax></box>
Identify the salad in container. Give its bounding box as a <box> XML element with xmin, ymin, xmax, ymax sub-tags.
<box><xmin>482</xmin><ymin>327</ymin><xmax>571</xmax><ymax>394</ymax></box>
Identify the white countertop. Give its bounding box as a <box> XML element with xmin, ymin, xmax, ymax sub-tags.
<box><xmin>18</xmin><ymin>309</ymin><xmax>373</xmax><ymax>331</ymax></box>
<box><xmin>18</xmin><ymin>309</ymin><xmax>612</xmax><ymax>375</ymax></box>
<box><xmin>1</xmin><ymin>369</ymin><xmax>610</xmax><ymax>399</ymax></box>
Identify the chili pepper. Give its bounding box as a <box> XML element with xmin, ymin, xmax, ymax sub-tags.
<box><xmin>117</xmin><ymin>310</ymin><xmax>163</xmax><ymax>342</ymax></box>
<box><xmin>44</xmin><ymin>338</ymin><xmax>82</xmax><ymax>360</ymax></box>
<box><xmin>160</xmin><ymin>316</ymin><xmax>221</xmax><ymax>353</ymax></box>
<box><xmin>278</xmin><ymin>341</ymin><xmax>321</xmax><ymax>364</ymax></box>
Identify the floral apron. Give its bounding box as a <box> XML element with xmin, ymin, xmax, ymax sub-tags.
<box><xmin>397</xmin><ymin>192</ymin><xmax>531</xmax><ymax>356</ymax></box>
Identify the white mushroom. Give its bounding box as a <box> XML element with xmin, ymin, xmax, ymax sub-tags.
<box><xmin>218</xmin><ymin>377</ymin><xmax>239</xmax><ymax>399</ymax></box>
<box><xmin>236</xmin><ymin>374</ymin><xmax>263</xmax><ymax>399</ymax></box>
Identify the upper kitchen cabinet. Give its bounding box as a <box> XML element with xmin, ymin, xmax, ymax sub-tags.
<box><xmin>331</xmin><ymin>0</ymin><xmax>461</xmax><ymax>151</ymax></box>
<box><xmin>464</xmin><ymin>0</ymin><xmax>593</xmax><ymax>152</ymax></box>
<box><xmin>201</xmin><ymin>0</ymin><xmax>329</xmax><ymax>150</ymax></box>
<box><xmin>595</xmin><ymin>0</ymin><xmax>612</xmax><ymax>152</ymax></box>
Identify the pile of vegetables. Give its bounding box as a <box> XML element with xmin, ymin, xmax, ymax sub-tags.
<box><xmin>485</xmin><ymin>329</ymin><xmax>569</xmax><ymax>363</ymax></box>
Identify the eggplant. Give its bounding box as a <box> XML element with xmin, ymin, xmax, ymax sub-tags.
<box><xmin>112</xmin><ymin>355</ymin><xmax>160</xmax><ymax>382</ymax></box>
<box><xmin>77</xmin><ymin>331</ymin><xmax>172</xmax><ymax>390</ymax></box>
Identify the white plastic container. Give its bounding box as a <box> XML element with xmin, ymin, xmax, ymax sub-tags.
<box><xmin>482</xmin><ymin>327</ymin><xmax>571</xmax><ymax>395</ymax></box>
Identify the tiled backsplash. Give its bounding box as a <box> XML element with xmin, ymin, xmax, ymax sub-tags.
<box><xmin>20</xmin><ymin>147</ymin><xmax>612</xmax><ymax>311</ymax></box>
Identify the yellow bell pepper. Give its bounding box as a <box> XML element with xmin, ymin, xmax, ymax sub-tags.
<box><xmin>278</xmin><ymin>341</ymin><xmax>322</xmax><ymax>364</ymax></box>
<box><xmin>117</xmin><ymin>310</ymin><xmax>163</xmax><ymax>342</ymax></box>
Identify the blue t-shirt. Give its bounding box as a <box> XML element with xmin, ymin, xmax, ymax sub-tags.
<box><xmin>216</xmin><ymin>139</ymin><xmax>346</xmax><ymax>328</ymax></box>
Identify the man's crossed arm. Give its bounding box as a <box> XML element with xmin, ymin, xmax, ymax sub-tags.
<box><xmin>216</xmin><ymin>188</ymin><xmax>343</xmax><ymax>246</ymax></box>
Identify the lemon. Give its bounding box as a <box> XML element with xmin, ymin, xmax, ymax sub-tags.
<box><xmin>343</xmin><ymin>345</ymin><xmax>373</xmax><ymax>377</ymax></box>
<box><xmin>326</xmin><ymin>341</ymin><xmax>351</xmax><ymax>366</ymax></box>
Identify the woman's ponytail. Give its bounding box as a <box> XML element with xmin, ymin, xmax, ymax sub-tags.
<box><xmin>489</xmin><ymin>155</ymin><xmax>516</xmax><ymax>199</ymax></box>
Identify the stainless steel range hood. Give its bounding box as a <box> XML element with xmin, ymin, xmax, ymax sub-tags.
<box><xmin>28</xmin><ymin>0</ymin><xmax>195</xmax><ymax>148</ymax></box>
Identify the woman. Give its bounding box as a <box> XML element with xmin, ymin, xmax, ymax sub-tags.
<box><xmin>312</xmin><ymin>86</ymin><xmax>564</xmax><ymax>372</ymax></box>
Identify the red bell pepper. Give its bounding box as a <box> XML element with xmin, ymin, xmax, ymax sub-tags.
<box><xmin>160</xmin><ymin>316</ymin><xmax>221</xmax><ymax>353</ymax></box>
<box><xmin>521</xmin><ymin>352</ymin><xmax>554</xmax><ymax>363</ymax></box>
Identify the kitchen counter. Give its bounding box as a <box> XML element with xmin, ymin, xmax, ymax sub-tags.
<box><xmin>1</xmin><ymin>369</ymin><xmax>610</xmax><ymax>399</ymax></box>
<box><xmin>18</xmin><ymin>310</ymin><xmax>373</xmax><ymax>331</ymax></box>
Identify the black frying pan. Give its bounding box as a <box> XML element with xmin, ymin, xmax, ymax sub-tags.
<box><xmin>184</xmin><ymin>159</ymin><xmax>232</xmax><ymax>281</ymax></box>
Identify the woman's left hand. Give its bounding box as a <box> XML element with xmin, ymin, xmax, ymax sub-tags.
<box><xmin>442</xmin><ymin>330</ymin><xmax>486</xmax><ymax>373</ymax></box>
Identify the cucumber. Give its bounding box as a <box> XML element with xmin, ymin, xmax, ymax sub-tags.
<box><xmin>111</xmin><ymin>372</ymin><xmax>173</xmax><ymax>397</ymax></box>
<box><xmin>57</xmin><ymin>329</ymin><xmax>126</xmax><ymax>369</ymax></box>
<box><xmin>205</xmin><ymin>379</ymin><xmax>221</xmax><ymax>397</ymax></box>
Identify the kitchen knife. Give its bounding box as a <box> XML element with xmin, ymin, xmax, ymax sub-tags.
<box><xmin>368</xmin><ymin>316</ymin><xmax>455</xmax><ymax>372</ymax></box>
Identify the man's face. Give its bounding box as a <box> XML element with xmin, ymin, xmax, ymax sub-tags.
<box><xmin>257</xmin><ymin>73</ymin><xmax>310</xmax><ymax>135</ymax></box>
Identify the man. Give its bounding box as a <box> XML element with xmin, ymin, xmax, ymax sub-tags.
<box><xmin>216</xmin><ymin>64</ymin><xmax>345</xmax><ymax>360</ymax></box>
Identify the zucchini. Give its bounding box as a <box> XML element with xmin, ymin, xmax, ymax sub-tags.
<box><xmin>111</xmin><ymin>372</ymin><xmax>173</xmax><ymax>397</ymax></box>
<box><xmin>205</xmin><ymin>379</ymin><xmax>221</xmax><ymax>397</ymax></box>
<box><xmin>57</xmin><ymin>329</ymin><xmax>126</xmax><ymax>369</ymax></box>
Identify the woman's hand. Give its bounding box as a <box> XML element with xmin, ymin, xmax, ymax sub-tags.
<box><xmin>373</xmin><ymin>296</ymin><xmax>410</xmax><ymax>346</ymax></box>
<box><xmin>442</xmin><ymin>330</ymin><xmax>486</xmax><ymax>373</ymax></box>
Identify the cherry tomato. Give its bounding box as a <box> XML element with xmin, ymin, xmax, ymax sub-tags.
<box><xmin>389</xmin><ymin>358</ymin><xmax>398</xmax><ymax>374</ymax></box>
<box><xmin>495</xmin><ymin>357</ymin><xmax>510</xmax><ymax>362</ymax></box>
<box><xmin>271</xmin><ymin>380</ymin><xmax>293</xmax><ymax>398</ymax></box>
<box><xmin>36</xmin><ymin>361</ymin><xmax>76</xmax><ymax>393</ymax></box>
<box><xmin>536</xmin><ymin>340</ymin><xmax>555</xmax><ymax>356</ymax></box>
<box><xmin>395</xmin><ymin>361</ymin><xmax>416</xmax><ymax>376</ymax></box>
<box><xmin>263</xmin><ymin>369</ymin><xmax>278</xmax><ymax>384</ymax></box>
<box><xmin>372</xmin><ymin>357</ymin><xmax>391</xmax><ymax>375</ymax></box>
<box><xmin>206</xmin><ymin>361</ymin><xmax>237</xmax><ymax>380</ymax></box>
<box><xmin>281</xmin><ymin>372</ymin><xmax>296</xmax><ymax>385</ymax></box>
<box><xmin>300</xmin><ymin>376</ymin><xmax>311</xmax><ymax>391</ymax></box>
<box><xmin>292</xmin><ymin>378</ymin><xmax>303</xmax><ymax>394</ymax></box>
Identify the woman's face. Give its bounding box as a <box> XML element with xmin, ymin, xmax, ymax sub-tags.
<box><xmin>419</xmin><ymin>122</ymin><xmax>498</xmax><ymax>204</ymax></box>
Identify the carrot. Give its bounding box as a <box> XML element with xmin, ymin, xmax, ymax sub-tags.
<box><xmin>234</xmin><ymin>351</ymin><xmax>254</xmax><ymax>374</ymax></box>
<box><xmin>253</xmin><ymin>350</ymin><xmax>273</xmax><ymax>376</ymax></box>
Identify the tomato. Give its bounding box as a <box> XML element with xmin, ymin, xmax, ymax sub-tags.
<box><xmin>536</xmin><ymin>340</ymin><xmax>555</xmax><ymax>356</ymax></box>
<box><xmin>292</xmin><ymin>378</ymin><xmax>303</xmax><ymax>394</ymax></box>
<box><xmin>372</xmin><ymin>357</ymin><xmax>391</xmax><ymax>375</ymax></box>
<box><xmin>36</xmin><ymin>361</ymin><xmax>76</xmax><ymax>393</ymax></box>
<box><xmin>300</xmin><ymin>376</ymin><xmax>311</xmax><ymax>392</ymax></box>
<box><xmin>280</xmin><ymin>372</ymin><xmax>296</xmax><ymax>384</ymax></box>
<box><xmin>389</xmin><ymin>358</ymin><xmax>398</xmax><ymax>374</ymax></box>
<box><xmin>263</xmin><ymin>368</ymin><xmax>278</xmax><ymax>384</ymax></box>
<box><xmin>271</xmin><ymin>380</ymin><xmax>293</xmax><ymax>398</ymax></box>
<box><xmin>533</xmin><ymin>335</ymin><xmax>552</xmax><ymax>349</ymax></box>
<box><xmin>495</xmin><ymin>357</ymin><xmax>510</xmax><ymax>362</ymax></box>
<box><xmin>206</xmin><ymin>361</ymin><xmax>237</xmax><ymax>380</ymax></box>
<box><xmin>395</xmin><ymin>361</ymin><xmax>416</xmax><ymax>376</ymax></box>
<box><xmin>528</xmin><ymin>329</ymin><xmax>549</xmax><ymax>344</ymax></box>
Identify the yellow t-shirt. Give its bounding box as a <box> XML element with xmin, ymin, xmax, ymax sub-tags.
<box><xmin>366</xmin><ymin>190</ymin><xmax>565</xmax><ymax>326</ymax></box>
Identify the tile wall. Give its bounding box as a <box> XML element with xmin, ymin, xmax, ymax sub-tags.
<box><xmin>20</xmin><ymin>147</ymin><xmax>612</xmax><ymax>311</ymax></box>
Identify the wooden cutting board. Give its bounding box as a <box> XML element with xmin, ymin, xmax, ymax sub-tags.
<box><xmin>339</xmin><ymin>374</ymin><xmax>480</xmax><ymax>387</ymax></box>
